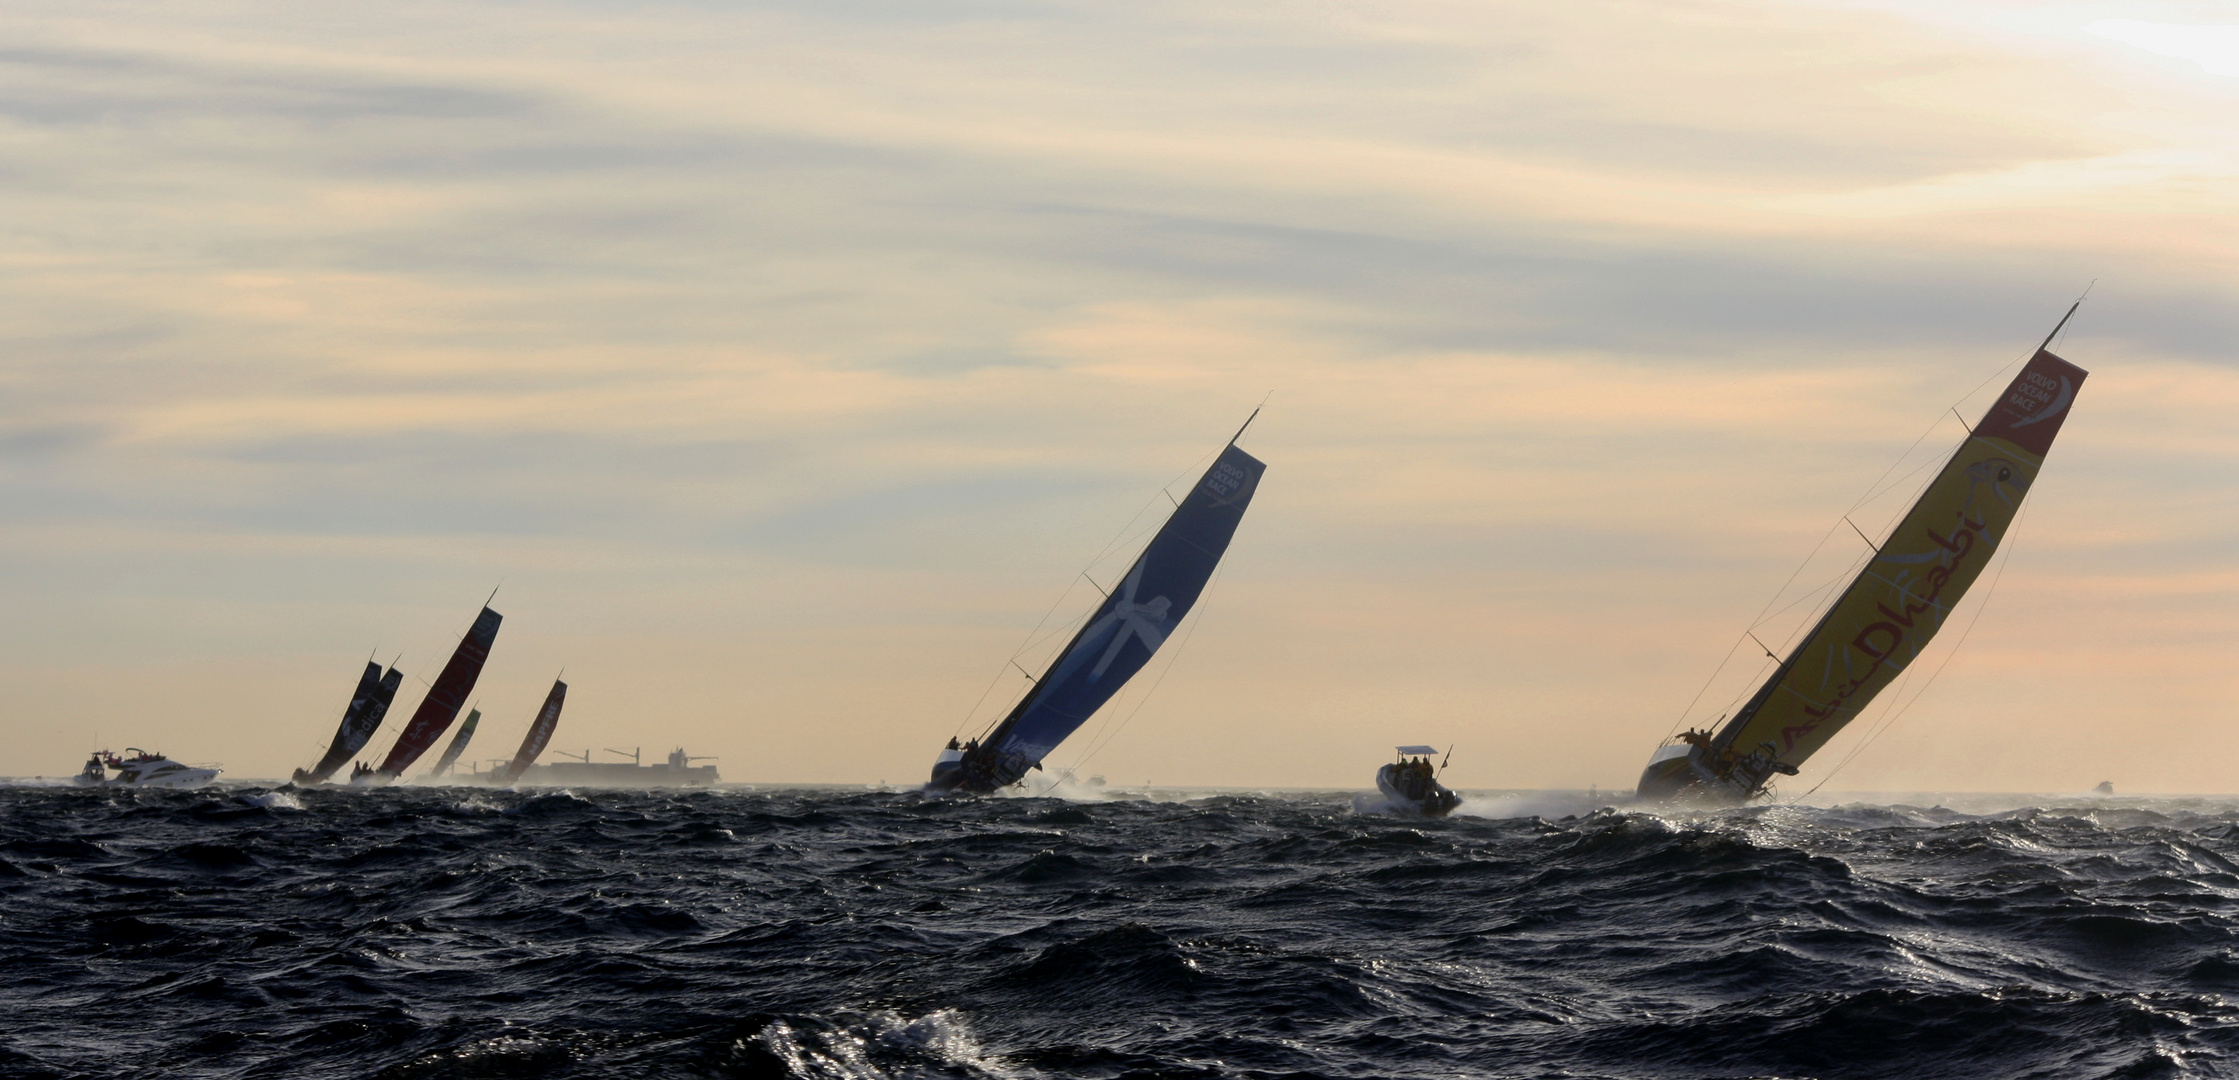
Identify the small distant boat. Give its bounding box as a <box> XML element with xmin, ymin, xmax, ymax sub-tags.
<box><xmin>366</xmin><ymin>604</ymin><xmax>503</xmax><ymax>783</ymax></box>
<box><xmin>75</xmin><ymin>749</ymin><xmax>219</xmax><ymax>789</ymax></box>
<box><xmin>1636</xmin><ymin>311</ymin><xmax>2089</xmax><ymax>805</ymax></box>
<box><xmin>424</xmin><ymin>707</ymin><xmax>481</xmax><ymax>780</ymax></box>
<box><xmin>495</xmin><ymin>679</ymin><xmax>567</xmax><ymax>784</ymax></box>
<box><xmin>1375</xmin><ymin>745</ymin><xmax>1460</xmax><ymax>817</ymax></box>
<box><xmin>291</xmin><ymin>660</ymin><xmax>403</xmax><ymax>786</ymax></box>
<box><xmin>2094</xmin><ymin>781</ymin><xmax>2115</xmax><ymax>795</ymax></box>
<box><xmin>929</xmin><ymin>419</ymin><xmax>1267</xmax><ymax>794</ymax></box>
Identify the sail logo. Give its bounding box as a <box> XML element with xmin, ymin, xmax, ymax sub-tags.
<box><xmin>1779</xmin><ymin>507</ymin><xmax>1988</xmax><ymax>752</ymax></box>
<box><xmin>2007</xmin><ymin>372</ymin><xmax>2075</xmax><ymax>429</ymax></box>
<box><xmin>1082</xmin><ymin>560</ymin><xmax>1171</xmax><ymax>681</ymax></box>
<box><xmin>1204</xmin><ymin>461</ymin><xmax>1248</xmax><ymax>498</ymax></box>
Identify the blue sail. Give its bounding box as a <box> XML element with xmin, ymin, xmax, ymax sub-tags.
<box><xmin>933</xmin><ymin>441</ymin><xmax>1266</xmax><ymax>792</ymax></box>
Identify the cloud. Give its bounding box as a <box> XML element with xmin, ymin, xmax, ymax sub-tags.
<box><xmin>2088</xmin><ymin>19</ymin><xmax>2239</xmax><ymax>78</ymax></box>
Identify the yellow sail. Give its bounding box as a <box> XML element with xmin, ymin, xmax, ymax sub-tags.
<box><xmin>1638</xmin><ymin>346</ymin><xmax>2088</xmax><ymax>802</ymax></box>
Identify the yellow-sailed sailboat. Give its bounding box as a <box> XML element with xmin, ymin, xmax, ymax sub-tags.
<box><xmin>1637</xmin><ymin>310</ymin><xmax>2089</xmax><ymax>804</ymax></box>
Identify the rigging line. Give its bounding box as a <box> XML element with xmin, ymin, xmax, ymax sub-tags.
<box><xmin>1795</xmin><ymin>500</ymin><xmax>2033</xmax><ymax>800</ymax></box>
<box><xmin>951</xmin><ymin>542</ymin><xmax>1137</xmax><ymax>741</ymax></box>
<box><xmin>1702</xmin><ymin>546</ymin><xmax>1874</xmax><ymax>731</ymax></box>
<box><xmin>1843</xmin><ymin>517</ymin><xmax>1877</xmax><ymax>549</ymax></box>
<box><xmin>1748</xmin><ymin>553</ymin><xmax>1866</xmax><ymax>635</ymax></box>
<box><xmin>1665</xmin><ymin>358</ymin><xmax>2004</xmax><ymax>743</ymax></box>
<box><xmin>955</xmin><ymin>415</ymin><xmax>1247</xmax><ymax>740</ymax></box>
<box><xmin>1064</xmin><ymin>564</ymin><xmax>1227</xmax><ymax>774</ymax></box>
<box><xmin>1745</xmin><ymin>632</ymin><xmax>1779</xmax><ymax>661</ymax></box>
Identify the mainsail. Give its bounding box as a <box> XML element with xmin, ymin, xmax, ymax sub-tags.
<box><xmin>1637</xmin><ymin>341</ymin><xmax>2088</xmax><ymax>803</ymax></box>
<box><xmin>292</xmin><ymin>662</ymin><xmax>404</xmax><ymax>785</ymax></box>
<box><xmin>930</xmin><ymin>436</ymin><xmax>1267</xmax><ymax>793</ymax></box>
<box><xmin>372</xmin><ymin>606</ymin><xmax>503</xmax><ymax>780</ymax></box>
<box><xmin>499</xmin><ymin>680</ymin><xmax>567</xmax><ymax>783</ymax></box>
<box><xmin>425</xmin><ymin>707</ymin><xmax>480</xmax><ymax>779</ymax></box>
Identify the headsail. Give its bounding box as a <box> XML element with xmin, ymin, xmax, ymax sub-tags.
<box><xmin>372</xmin><ymin>606</ymin><xmax>503</xmax><ymax>780</ymax></box>
<box><xmin>1638</xmin><ymin>346</ymin><xmax>2088</xmax><ymax>802</ymax></box>
<box><xmin>499</xmin><ymin>680</ymin><xmax>567</xmax><ymax>783</ymax></box>
<box><xmin>292</xmin><ymin>662</ymin><xmax>404</xmax><ymax>785</ymax></box>
<box><xmin>931</xmin><ymin>440</ymin><xmax>1266</xmax><ymax>792</ymax></box>
<box><xmin>425</xmin><ymin>707</ymin><xmax>480</xmax><ymax>779</ymax></box>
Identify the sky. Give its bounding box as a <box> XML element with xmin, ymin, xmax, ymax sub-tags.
<box><xmin>3</xmin><ymin>0</ymin><xmax>2237</xmax><ymax>792</ymax></box>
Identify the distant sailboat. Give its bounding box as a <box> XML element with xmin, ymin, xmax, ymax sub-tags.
<box><xmin>424</xmin><ymin>707</ymin><xmax>480</xmax><ymax>779</ymax></box>
<box><xmin>497</xmin><ymin>680</ymin><xmax>567</xmax><ymax>784</ymax></box>
<box><xmin>1637</xmin><ymin>315</ymin><xmax>2089</xmax><ymax>804</ymax></box>
<box><xmin>368</xmin><ymin>605</ymin><xmax>503</xmax><ymax>783</ymax></box>
<box><xmin>929</xmin><ymin>421</ymin><xmax>1267</xmax><ymax>794</ymax></box>
<box><xmin>291</xmin><ymin>661</ymin><xmax>404</xmax><ymax>786</ymax></box>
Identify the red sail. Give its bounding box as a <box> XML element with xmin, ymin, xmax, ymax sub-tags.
<box><xmin>374</xmin><ymin>606</ymin><xmax>503</xmax><ymax>778</ymax></box>
<box><xmin>501</xmin><ymin>680</ymin><xmax>567</xmax><ymax>783</ymax></box>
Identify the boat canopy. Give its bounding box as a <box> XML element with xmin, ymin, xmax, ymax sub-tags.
<box><xmin>1395</xmin><ymin>746</ymin><xmax>1439</xmax><ymax>757</ymax></box>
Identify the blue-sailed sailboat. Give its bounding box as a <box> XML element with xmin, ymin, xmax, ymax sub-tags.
<box><xmin>928</xmin><ymin>419</ymin><xmax>1267</xmax><ymax>794</ymax></box>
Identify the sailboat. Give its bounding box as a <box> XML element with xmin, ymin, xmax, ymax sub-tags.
<box><xmin>1636</xmin><ymin>313</ymin><xmax>2089</xmax><ymax>805</ymax></box>
<box><xmin>424</xmin><ymin>707</ymin><xmax>480</xmax><ymax>780</ymax></box>
<box><xmin>290</xmin><ymin>661</ymin><xmax>404</xmax><ymax>785</ymax></box>
<box><xmin>928</xmin><ymin>420</ymin><xmax>1267</xmax><ymax>794</ymax></box>
<box><xmin>496</xmin><ymin>680</ymin><xmax>567</xmax><ymax>784</ymax></box>
<box><xmin>364</xmin><ymin>605</ymin><xmax>503</xmax><ymax>783</ymax></box>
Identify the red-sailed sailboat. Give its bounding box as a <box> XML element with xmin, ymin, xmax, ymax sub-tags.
<box><xmin>363</xmin><ymin>605</ymin><xmax>503</xmax><ymax>783</ymax></box>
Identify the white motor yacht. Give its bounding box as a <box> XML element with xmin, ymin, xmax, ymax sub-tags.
<box><xmin>74</xmin><ymin>748</ymin><xmax>220</xmax><ymax>789</ymax></box>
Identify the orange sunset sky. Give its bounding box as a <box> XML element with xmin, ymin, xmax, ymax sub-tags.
<box><xmin>4</xmin><ymin>0</ymin><xmax>2236</xmax><ymax>792</ymax></box>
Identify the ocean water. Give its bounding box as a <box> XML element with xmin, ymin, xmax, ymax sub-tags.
<box><xmin>4</xmin><ymin>783</ymin><xmax>2238</xmax><ymax>1080</ymax></box>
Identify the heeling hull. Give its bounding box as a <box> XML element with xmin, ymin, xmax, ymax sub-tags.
<box><xmin>1639</xmin><ymin>349</ymin><xmax>2087</xmax><ymax>802</ymax></box>
<box><xmin>374</xmin><ymin>607</ymin><xmax>502</xmax><ymax>779</ymax></box>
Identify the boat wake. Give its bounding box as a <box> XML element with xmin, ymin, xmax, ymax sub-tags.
<box><xmin>1451</xmin><ymin>790</ymin><xmax>1619</xmax><ymax>820</ymax></box>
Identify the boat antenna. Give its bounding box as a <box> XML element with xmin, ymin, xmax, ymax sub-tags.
<box><xmin>1439</xmin><ymin>745</ymin><xmax>1453</xmax><ymax>773</ymax></box>
<box><xmin>1227</xmin><ymin>394</ymin><xmax>1270</xmax><ymax>447</ymax></box>
<box><xmin>2037</xmin><ymin>295</ymin><xmax>2085</xmax><ymax>354</ymax></box>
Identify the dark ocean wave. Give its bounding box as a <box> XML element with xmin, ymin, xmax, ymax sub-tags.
<box><xmin>4</xmin><ymin>784</ymin><xmax>2238</xmax><ymax>1079</ymax></box>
